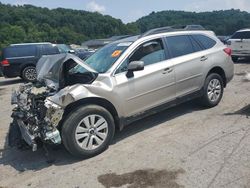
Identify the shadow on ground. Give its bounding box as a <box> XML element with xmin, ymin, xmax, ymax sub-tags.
<box><xmin>0</xmin><ymin>101</ymin><xmax>203</xmax><ymax>172</ymax></box>
<box><xmin>0</xmin><ymin>78</ymin><xmax>23</xmax><ymax>87</ymax></box>
<box><xmin>113</xmin><ymin>101</ymin><xmax>203</xmax><ymax>143</ymax></box>
<box><xmin>224</xmin><ymin>104</ymin><xmax>250</xmax><ymax>117</ymax></box>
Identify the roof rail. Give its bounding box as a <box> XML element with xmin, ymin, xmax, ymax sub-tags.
<box><xmin>140</xmin><ymin>25</ymin><xmax>205</xmax><ymax>38</ymax></box>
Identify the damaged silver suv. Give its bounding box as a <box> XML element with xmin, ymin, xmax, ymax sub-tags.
<box><xmin>9</xmin><ymin>26</ymin><xmax>234</xmax><ymax>158</ymax></box>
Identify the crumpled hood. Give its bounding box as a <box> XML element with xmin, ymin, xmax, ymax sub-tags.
<box><xmin>36</xmin><ymin>53</ymin><xmax>97</xmax><ymax>90</ymax></box>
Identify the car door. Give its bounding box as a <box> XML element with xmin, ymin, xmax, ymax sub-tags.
<box><xmin>113</xmin><ymin>38</ymin><xmax>176</xmax><ymax>117</ymax></box>
<box><xmin>165</xmin><ymin>35</ymin><xmax>205</xmax><ymax>97</ymax></box>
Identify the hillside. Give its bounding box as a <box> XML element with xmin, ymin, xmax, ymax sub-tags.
<box><xmin>0</xmin><ymin>3</ymin><xmax>138</xmax><ymax>49</ymax></box>
<box><xmin>136</xmin><ymin>9</ymin><xmax>250</xmax><ymax>35</ymax></box>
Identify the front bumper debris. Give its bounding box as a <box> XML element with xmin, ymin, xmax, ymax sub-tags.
<box><xmin>9</xmin><ymin>83</ymin><xmax>63</xmax><ymax>151</ymax></box>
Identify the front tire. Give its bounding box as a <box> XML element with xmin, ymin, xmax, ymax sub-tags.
<box><xmin>199</xmin><ymin>73</ymin><xmax>224</xmax><ymax>108</ymax></box>
<box><xmin>62</xmin><ymin>105</ymin><xmax>115</xmax><ymax>158</ymax></box>
<box><xmin>21</xmin><ymin>66</ymin><xmax>37</xmax><ymax>82</ymax></box>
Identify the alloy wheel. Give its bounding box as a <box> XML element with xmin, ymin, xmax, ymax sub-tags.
<box><xmin>75</xmin><ymin>114</ymin><xmax>108</xmax><ymax>150</ymax></box>
<box><xmin>207</xmin><ymin>78</ymin><xmax>222</xmax><ymax>102</ymax></box>
<box><xmin>24</xmin><ymin>67</ymin><xmax>37</xmax><ymax>81</ymax></box>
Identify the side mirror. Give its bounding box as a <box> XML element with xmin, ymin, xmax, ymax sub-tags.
<box><xmin>126</xmin><ymin>61</ymin><xmax>144</xmax><ymax>78</ymax></box>
<box><xmin>127</xmin><ymin>61</ymin><xmax>144</xmax><ymax>72</ymax></box>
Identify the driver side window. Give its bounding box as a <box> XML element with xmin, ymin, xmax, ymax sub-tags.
<box><xmin>116</xmin><ymin>38</ymin><xmax>167</xmax><ymax>74</ymax></box>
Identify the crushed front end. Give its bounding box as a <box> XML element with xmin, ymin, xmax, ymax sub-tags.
<box><xmin>9</xmin><ymin>83</ymin><xmax>63</xmax><ymax>151</ymax></box>
<box><xmin>8</xmin><ymin>54</ymin><xmax>98</xmax><ymax>152</ymax></box>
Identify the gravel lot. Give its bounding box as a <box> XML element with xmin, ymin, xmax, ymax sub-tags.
<box><xmin>1</xmin><ymin>63</ymin><xmax>250</xmax><ymax>188</ymax></box>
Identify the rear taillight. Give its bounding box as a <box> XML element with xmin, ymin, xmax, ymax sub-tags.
<box><xmin>1</xmin><ymin>59</ymin><xmax>10</xmax><ymax>66</ymax></box>
<box><xmin>223</xmin><ymin>48</ymin><xmax>232</xmax><ymax>56</ymax></box>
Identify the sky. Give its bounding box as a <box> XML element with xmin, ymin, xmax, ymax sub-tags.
<box><xmin>1</xmin><ymin>0</ymin><xmax>250</xmax><ymax>23</ymax></box>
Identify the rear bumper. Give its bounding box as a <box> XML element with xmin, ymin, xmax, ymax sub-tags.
<box><xmin>232</xmin><ymin>51</ymin><xmax>250</xmax><ymax>57</ymax></box>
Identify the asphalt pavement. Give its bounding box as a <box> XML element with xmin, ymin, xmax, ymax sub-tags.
<box><xmin>1</xmin><ymin>63</ymin><xmax>250</xmax><ymax>188</ymax></box>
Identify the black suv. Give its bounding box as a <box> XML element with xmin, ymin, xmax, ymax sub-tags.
<box><xmin>0</xmin><ymin>43</ymin><xmax>60</xmax><ymax>82</ymax></box>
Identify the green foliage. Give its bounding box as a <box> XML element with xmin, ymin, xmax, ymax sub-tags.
<box><xmin>136</xmin><ymin>9</ymin><xmax>250</xmax><ymax>35</ymax></box>
<box><xmin>0</xmin><ymin>2</ymin><xmax>250</xmax><ymax>51</ymax></box>
<box><xmin>0</xmin><ymin>3</ymin><xmax>139</xmax><ymax>49</ymax></box>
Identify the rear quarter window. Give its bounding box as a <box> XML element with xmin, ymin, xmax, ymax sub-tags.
<box><xmin>42</xmin><ymin>44</ymin><xmax>60</xmax><ymax>55</ymax></box>
<box><xmin>192</xmin><ymin>34</ymin><xmax>216</xmax><ymax>49</ymax></box>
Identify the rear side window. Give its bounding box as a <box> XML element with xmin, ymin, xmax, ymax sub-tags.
<box><xmin>166</xmin><ymin>35</ymin><xmax>195</xmax><ymax>58</ymax></box>
<box><xmin>4</xmin><ymin>45</ymin><xmax>36</xmax><ymax>58</ymax></box>
<box><xmin>42</xmin><ymin>44</ymin><xmax>59</xmax><ymax>55</ymax></box>
<box><xmin>231</xmin><ymin>31</ymin><xmax>250</xmax><ymax>39</ymax></box>
<box><xmin>192</xmin><ymin>34</ymin><xmax>216</xmax><ymax>49</ymax></box>
<box><xmin>189</xmin><ymin>37</ymin><xmax>203</xmax><ymax>52</ymax></box>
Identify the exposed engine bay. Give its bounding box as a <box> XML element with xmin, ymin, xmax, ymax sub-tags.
<box><xmin>10</xmin><ymin>83</ymin><xmax>63</xmax><ymax>151</ymax></box>
<box><xmin>9</xmin><ymin>54</ymin><xmax>98</xmax><ymax>151</ymax></box>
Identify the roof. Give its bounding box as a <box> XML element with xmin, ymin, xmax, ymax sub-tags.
<box><xmin>10</xmin><ymin>42</ymin><xmax>52</xmax><ymax>46</ymax></box>
<box><xmin>82</xmin><ymin>39</ymin><xmax>112</xmax><ymax>47</ymax></box>
<box><xmin>82</xmin><ymin>35</ymin><xmax>132</xmax><ymax>48</ymax></box>
<box><xmin>108</xmin><ymin>35</ymin><xmax>131</xmax><ymax>40</ymax></box>
<box><xmin>115</xmin><ymin>35</ymin><xmax>140</xmax><ymax>43</ymax></box>
<box><xmin>237</xmin><ymin>28</ymin><xmax>250</xmax><ymax>32</ymax></box>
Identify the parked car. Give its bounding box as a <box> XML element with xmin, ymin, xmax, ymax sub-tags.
<box><xmin>226</xmin><ymin>29</ymin><xmax>250</xmax><ymax>62</ymax></box>
<box><xmin>56</xmin><ymin>44</ymin><xmax>75</xmax><ymax>54</ymax></box>
<box><xmin>9</xmin><ymin>26</ymin><xmax>234</xmax><ymax>158</ymax></box>
<box><xmin>74</xmin><ymin>48</ymin><xmax>95</xmax><ymax>60</ymax></box>
<box><xmin>0</xmin><ymin>43</ymin><xmax>60</xmax><ymax>82</ymax></box>
<box><xmin>56</xmin><ymin>44</ymin><xmax>94</xmax><ymax>60</ymax></box>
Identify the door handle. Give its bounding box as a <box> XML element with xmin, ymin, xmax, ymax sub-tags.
<box><xmin>200</xmin><ymin>56</ymin><xmax>208</xmax><ymax>61</ymax></box>
<box><xmin>163</xmin><ymin>68</ymin><xmax>173</xmax><ymax>74</ymax></box>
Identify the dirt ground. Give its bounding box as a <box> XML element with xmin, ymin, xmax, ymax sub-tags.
<box><xmin>1</xmin><ymin>62</ymin><xmax>250</xmax><ymax>188</ymax></box>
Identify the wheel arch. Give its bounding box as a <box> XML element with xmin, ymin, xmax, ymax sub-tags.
<box><xmin>60</xmin><ymin>97</ymin><xmax>122</xmax><ymax>131</ymax></box>
<box><xmin>206</xmin><ymin>66</ymin><xmax>227</xmax><ymax>87</ymax></box>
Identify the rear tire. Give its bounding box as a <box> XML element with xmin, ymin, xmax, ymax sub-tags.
<box><xmin>199</xmin><ymin>73</ymin><xmax>224</xmax><ymax>108</ymax></box>
<box><xmin>21</xmin><ymin>66</ymin><xmax>37</xmax><ymax>82</ymax></box>
<box><xmin>62</xmin><ymin>105</ymin><xmax>115</xmax><ymax>158</ymax></box>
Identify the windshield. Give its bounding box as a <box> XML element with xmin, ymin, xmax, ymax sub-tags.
<box><xmin>83</xmin><ymin>42</ymin><xmax>132</xmax><ymax>73</ymax></box>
